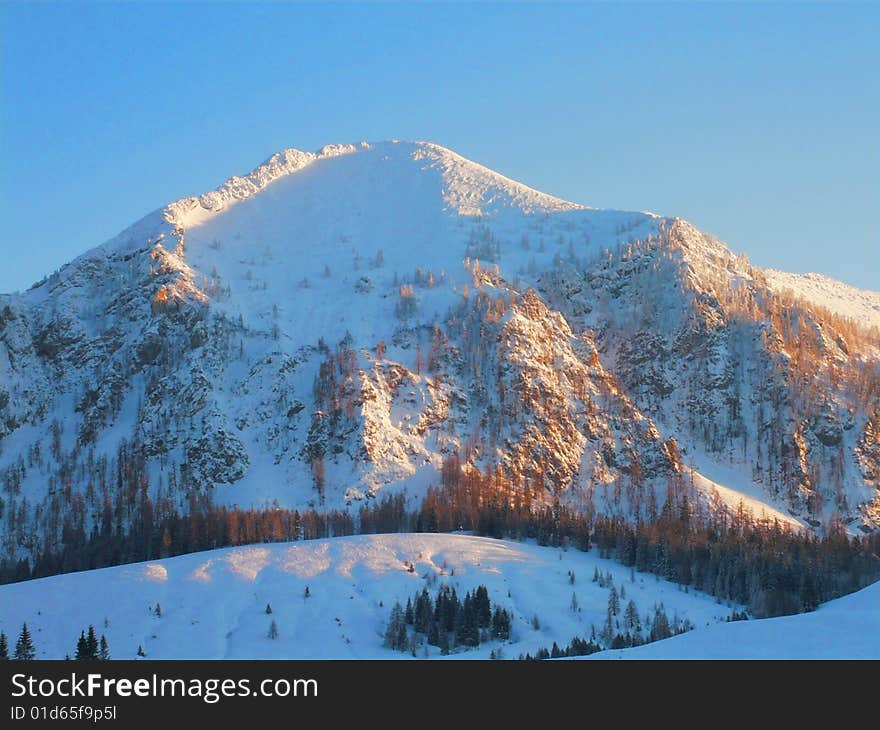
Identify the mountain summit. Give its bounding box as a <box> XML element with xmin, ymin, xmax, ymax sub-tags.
<box><xmin>1</xmin><ymin>140</ymin><xmax>878</xmax><ymax>575</ymax></box>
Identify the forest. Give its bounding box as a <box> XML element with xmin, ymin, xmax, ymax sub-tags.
<box><xmin>2</xmin><ymin>450</ymin><xmax>877</xmax><ymax>620</ymax></box>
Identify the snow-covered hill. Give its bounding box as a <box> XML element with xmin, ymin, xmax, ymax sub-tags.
<box><xmin>0</xmin><ymin>533</ymin><xmax>731</xmax><ymax>659</ymax></box>
<box><xmin>1</xmin><ymin>139</ymin><xmax>878</xmax><ymax>578</ymax></box>
<box><xmin>593</xmin><ymin>575</ymin><xmax>880</xmax><ymax>660</ymax></box>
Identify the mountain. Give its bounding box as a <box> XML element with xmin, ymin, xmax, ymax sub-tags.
<box><xmin>0</xmin><ymin>532</ymin><xmax>730</xmax><ymax>659</ymax></box>
<box><xmin>1</xmin><ymin>140</ymin><xmax>878</xmax><ymax>576</ymax></box>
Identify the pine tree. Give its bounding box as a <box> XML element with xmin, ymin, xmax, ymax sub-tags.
<box><xmin>624</xmin><ymin>599</ymin><xmax>641</xmax><ymax>632</ymax></box>
<box><xmin>608</xmin><ymin>585</ymin><xmax>620</xmax><ymax>615</ymax></box>
<box><xmin>75</xmin><ymin>631</ymin><xmax>88</xmax><ymax>660</ymax></box>
<box><xmin>0</xmin><ymin>631</ymin><xmax>8</xmax><ymax>660</ymax></box>
<box><xmin>492</xmin><ymin>607</ymin><xmax>511</xmax><ymax>640</ymax></box>
<box><xmin>456</xmin><ymin>593</ymin><xmax>479</xmax><ymax>647</ymax></box>
<box><xmin>136</xmin><ymin>645</ymin><xmax>146</xmax><ymax>658</ymax></box>
<box><xmin>383</xmin><ymin>602</ymin><xmax>406</xmax><ymax>651</ymax></box>
<box><xmin>649</xmin><ymin>606</ymin><xmax>672</xmax><ymax>642</ymax></box>
<box><xmin>474</xmin><ymin>585</ymin><xmax>492</xmax><ymax>628</ymax></box>
<box><xmin>268</xmin><ymin>620</ymin><xmax>279</xmax><ymax>640</ymax></box>
<box><xmin>14</xmin><ymin>623</ymin><xmax>36</xmax><ymax>660</ymax></box>
<box><xmin>265</xmin><ymin>603</ymin><xmax>273</xmax><ymax>615</ymax></box>
<box><xmin>85</xmin><ymin>626</ymin><xmax>99</xmax><ymax>659</ymax></box>
<box><xmin>99</xmin><ymin>635</ymin><xmax>110</xmax><ymax>661</ymax></box>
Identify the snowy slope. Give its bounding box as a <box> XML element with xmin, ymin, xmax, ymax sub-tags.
<box><xmin>592</xmin><ymin>577</ymin><xmax>880</xmax><ymax>660</ymax></box>
<box><xmin>765</xmin><ymin>269</ymin><xmax>880</xmax><ymax>333</ymax></box>
<box><xmin>0</xmin><ymin>533</ymin><xmax>731</xmax><ymax>660</ymax></box>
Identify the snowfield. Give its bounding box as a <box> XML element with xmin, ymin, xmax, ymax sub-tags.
<box><xmin>592</xmin><ymin>577</ymin><xmax>880</xmax><ymax>660</ymax></box>
<box><xmin>0</xmin><ymin>533</ymin><xmax>732</xmax><ymax>660</ymax></box>
<box><xmin>764</xmin><ymin>269</ymin><xmax>880</xmax><ymax>333</ymax></box>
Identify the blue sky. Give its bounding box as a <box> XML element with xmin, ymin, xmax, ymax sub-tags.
<box><xmin>1</xmin><ymin>1</ymin><xmax>877</xmax><ymax>291</ymax></box>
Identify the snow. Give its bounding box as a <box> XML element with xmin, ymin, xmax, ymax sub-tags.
<box><xmin>764</xmin><ymin>269</ymin><xmax>880</xmax><ymax>333</ymax></box>
<box><xmin>0</xmin><ymin>533</ymin><xmax>732</xmax><ymax>660</ymax></box>
<box><xmin>591</xmin><ymin>578</ymin><xmax>880</xmax><ymax>660</ymax></box>
<box><xmin>688</xmin><ymin>459</ymin><xmax>805</xmax><ymax>530</ymax></box>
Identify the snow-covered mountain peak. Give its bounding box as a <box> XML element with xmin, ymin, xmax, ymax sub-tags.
<box><xmin>403</xmin><ymin>140</ymin><xmax>586</xmax><ymax>216</ymax></box>
<box><xmin>163</xmin><ymin>139</ymin><xmax>584</xmax><ymax>233</ymax></box>
<box><xmin>164</xmin><ymin>142</ymin><xmax>361</xmax><ymax>229</ymax></box>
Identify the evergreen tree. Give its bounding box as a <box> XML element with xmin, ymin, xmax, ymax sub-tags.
<box><xmin>383</xmin><ymin>602</ymin><xmax>407</xmax><ymax>651</ymax></box>
<box><xmin>265</xmin><ymin>603</ymin><xmax>273</xmax><ymax>615</ymax></box>
<box><xmin>456</xmin><ymin>593</ymin><xmax>479</xmax><ymax>647</ymax></box>
<box><xmin>75</xmin><ymin>631</ymin><xmax>88</xmax><ymax>660</ymax></box>
<box><xmin>491</xmin><ymin>606</ymin><xmax>511</xmax><ymax>640</ymax></box>
<box><xmin>649</xmin><ymin>606</ymin><xmax>672</xmax><ymax>642</ymax></box>
<box><xmin>474</xmin><ymin>586</ymin><xmax>492</xmax><ymax>628</ymax></box>
<box><xmin>268</xmin><ymin>620</ymin><xmax>279</xmax><ymax>640</ymax></box>
<box><xmin>414</xmin><ymin>589</ymin><xmax>433</xmax><ymax>634</ymax></box>
<box><xmin>624</xmin><ymin>599</ymin><xmax>641</xmax><ymax>632</ymax></box>
<box><xmin>439</xmin><ymin>627</ymin><xmax>451</xmax><ymax>655</ymax></box>
<box><xmin>136</xmin><ymin>645</ymin><xmax>146</xmax><ymax>658</ymax></box>
<box><xmin>608</xmin><ymin>585</ymin><xmax>620</xmax><ymax>615</ymax></box>
<box><xmin>0</xmin><ymin>631</ymin><xmax>8</xmax><ymax>660</ymax></box>
<box><xmin>99</xmin><ymin>635</ymin><xmax>110</xmax><ymax>661</ymax></box>
<box><xmin>85</xmin><ymin>626</ymin><xmax>99</xmax><ymax>659</ymax></box>
<box><xmin>14</xmin><ymin>623</ymin><xmax>36</xmax><ymax>660</ymax></box>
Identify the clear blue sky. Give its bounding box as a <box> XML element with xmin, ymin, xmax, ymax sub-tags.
<box><xmin>1</xmin><ymin>1</ymin><xmax>877</xmax><ymax>292</ymax></box>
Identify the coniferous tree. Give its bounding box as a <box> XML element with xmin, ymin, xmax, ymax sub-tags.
<box><xmin>265</xmin><ymin>603</ymin><xmax>273</xmax><ymax>615</ymax></box>
<box><xmin>624</xmin><ymin>599</ymin><xmax>641</xmax><ymax>632</ymax></box>
<box><xmin>383</xmin><ymin>602</ymin><xmax>407</xmax><ymax>651</ymax></box>
<box><xmin>474</xmin><ymin>586</ymin><xmax>491</xmax><ymax>628</ymax></box>
<box><xmin>75</xmin><ymin>631</ymin><xmax>88</xmax><ymax>660</ymax></box>
<box><xmin>0</xmin><ymin>631</ymin><xmax>8</xmax><ymax>660</ymax></box>
<box><xmin>14</xmin><ymin>623</ymin><xmax>36</xmax><ymax>660</ymax></box>
<box><xmin>491</xmin><ymin>606</ymin><xmax>511</xmax><ymax>640</ymax></box>
<box><xmin>99</xmin><ymin>635</ymin><xmax>110</xmax><ymax>661</ymax></box>
<box><xmin>608</xmin><ymin>585</ymin><xmax>620</xmax><ymax>615</ymax></box>
<box><xmin>268</xmin><ymin>620</ymin><xmax>279</xmax><ymax>640</ymax></box>
<box><xmin>85</xmin><ymin>626</ymin><xmax>99</xmax><ymax>659</ymax></box>
<box><xmin>649</xmin><ymin>606</ymin><xmax>672</xmax><ymax>642</ymax></box>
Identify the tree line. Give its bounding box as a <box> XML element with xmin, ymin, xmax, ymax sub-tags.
<box><xmin>2</xmin><ymin>456</ymin><xmax>878</xmax><ymax>621</ymax></box>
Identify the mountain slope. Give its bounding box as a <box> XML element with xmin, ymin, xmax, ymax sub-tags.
<box><xmin>1</xmin><ymin>140</ymin><xmax>878</xmax><ymax>577</ymax></box>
